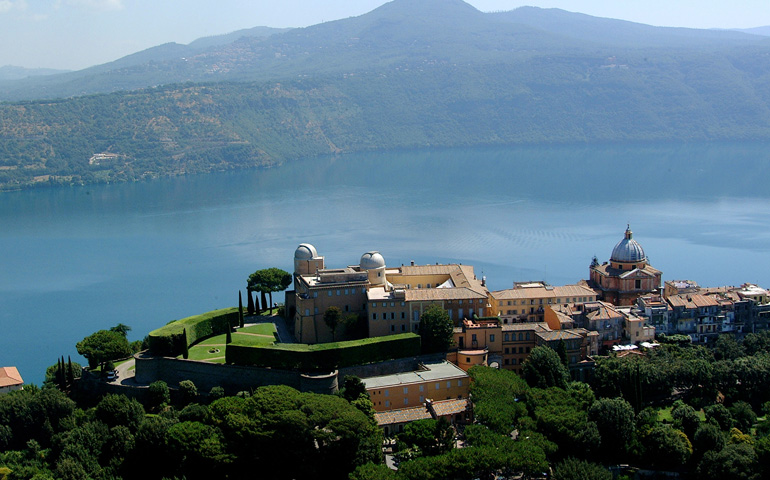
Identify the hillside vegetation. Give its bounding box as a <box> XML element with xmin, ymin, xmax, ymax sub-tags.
<box><xmin>1</xmin><ymin>0</ymin><xmax>770</xmax><ymax>190</ymax></box>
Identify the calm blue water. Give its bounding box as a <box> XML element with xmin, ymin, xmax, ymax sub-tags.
<box><xmin>2</xmin><ymin>142</ymin><xmax>770</xmax><ymax>383</ymax></box>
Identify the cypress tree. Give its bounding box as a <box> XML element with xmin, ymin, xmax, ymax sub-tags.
<box><xmin>261</xmin><ymin>291</ymin><xmax>268</xmax><ymax>313</ymax></box>
<box><xmin>247</xmin><ymin>290</ymin><xmax>255</xmax><ymax>315</ymax></box>
<box><xmin>182</xmin><ymin>328</ymin><xmax>189</xmax><ymax>359</ymax></box>
<box><xmin>56</xmin><ymin>357</ymin><xmax>64</xmax><ymax>388</ymax></box>
<box><xmin>226</xmin><ymin>325</ymin><xmax>232</xmax><ymax>344</ymax></box>
<box><xmin>67</xmin><ymin>356</ymin><xmax>75</xmax><ymax>385</ymax></box>
<box><xmin>238</xmin><ymin>291</ymin><xmax>245</xmax><ymax>328</ymax></box>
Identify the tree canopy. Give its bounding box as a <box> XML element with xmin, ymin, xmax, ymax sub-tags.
<box><xmin>418</xmin><ymin>304</ymin><xmax>454</xmax><ymax>354</ymax></box>
<box><xmin>75</xmin><ymin>328</ymin><xmax>132</xmax><ymax>370</ymax></box>
<box><xmin>247</xmin><ymin>267</ymin><xmax>292</xmax><ymax>310</ymax></box>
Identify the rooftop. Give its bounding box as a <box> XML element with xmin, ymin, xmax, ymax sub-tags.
<box><xmin>0</xmin><ymin>367</ymin><xmax>23</xmax><ymax>388</ymax></box>
<box><xmin>361</xmin><ymin>361</ymin><xmax>468</xmax><ymax>390</ymax></box>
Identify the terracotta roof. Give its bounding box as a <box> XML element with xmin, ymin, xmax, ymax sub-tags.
<box><xmin>592</xmin><ymin>263</ymin><xmax>661</xmax><ymax>277</ymax></box>
<box><xmin>583</xmin><ymin>302</ymin><xmax>624</xmax><ymax>321</ymax></box>
<box><xmin>0</xmin><ymin>367</ymin><xmax>23</xmax><ymax>388</ymax></box>
<box><xmin>404</xmin><ymin>287</ymin><xmax>485</xmax><ymax>302</ymax></box>
<box><xmin>667</xmin><ymin>294</ymin><xmax>720</xmax><ymax>309</ymax></box>
<box><xmin>373</xmin><ymin>399</ymin><xmax>470</xmax><ymax>426</ymax></box>
<box><xmin>492</xmin><ymin>284</ymin><xmax>596</xmax><ymax>301</ymax></box>
<box><xmin>536</xmin><ymin>330</ymin><xmax>583</xmax><ymax>342</ymax></box>
<box><xmin>501</xmin><ymin>322</ymin><xmax>550</xmax><ymax>332</ymax></box>
<box><xmin>374</xmin><ymin>406</ymin><xmax>432</xmax><ymax>426</ymax></box>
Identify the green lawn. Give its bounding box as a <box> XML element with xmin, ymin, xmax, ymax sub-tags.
<box><xmin>238</xmin><ymin>323</ymin><xmax>277</xmax><ymax>336</ymax></box>
<box><xmin>184</xmin><ymin>343</ymin><xmax>227</xmax><ymax>361</ymax></box>
<box><xmin>232</xmin><ymin>332</ymin><xmax>276</xmax><ymax>346</ymax></box>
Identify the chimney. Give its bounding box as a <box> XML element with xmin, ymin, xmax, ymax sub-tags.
<box><xmin>411</xmin><ymin>260</ymin><xmax>415</xmax><ymax>266</ymax></box>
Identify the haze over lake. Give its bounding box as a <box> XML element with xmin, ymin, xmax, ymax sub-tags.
<box><xmin>2</xmin><ymin>142</ymin><xmax>770</xmax><ymax>383</ymax></box>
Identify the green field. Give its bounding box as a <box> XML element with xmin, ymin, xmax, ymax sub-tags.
<box><xmin>238</xmin><ymin>323</ymin><xmax>277</xmax><ymax>336</ymax></box>
<box><xmin>181</xmin><ymin>324</ymin><xmax>277</xmax><ymax>362</ymax></box>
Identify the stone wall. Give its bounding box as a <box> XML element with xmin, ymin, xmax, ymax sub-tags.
<box><xmin>134</xmin><ymin>352</ymin><xmax>337</xmax><ymax>395</ymax></box>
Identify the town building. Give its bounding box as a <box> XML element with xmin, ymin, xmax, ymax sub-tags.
<box><xmin>588</xmin><ymin>226</ymin><xmax>662</xmax><ymax>306</ymax></box>
<box><xmin>490</xmin><ymin>281</ymin><xmax>598</xmax><ymax>323</ymax></box>
<box><xmin>0</xmin><ymin>367</ymin><xmax>23</xmax><ymax>394</ymax></box>
<box><xmin>362</xmin><ymin>360</ymin><xmax>469</xmax><ymax>412</ymax></box>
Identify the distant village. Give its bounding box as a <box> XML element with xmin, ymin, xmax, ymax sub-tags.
<box><xmin>285</xmin><ymin>225</ymin><xmax>770</xmax><ymax>434</ymax></box>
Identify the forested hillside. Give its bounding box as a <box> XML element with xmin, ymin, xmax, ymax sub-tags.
<box><xmin>1</xmin><ymin>0</ymin><xmax>770</xmax><ymax>190</ymax></box>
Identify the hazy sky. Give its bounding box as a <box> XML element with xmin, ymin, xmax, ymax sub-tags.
<box><xmin>2</xmin><ymin>0</ymin><xmax>769</xmax><ymax>70</ymax></box>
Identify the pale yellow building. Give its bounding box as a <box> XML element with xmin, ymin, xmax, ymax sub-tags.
<box><xmin>491</xmin><ymin>281</ymin><xmax>597</xmax><ymax>324</ymax></box>
<box><xmin>286</xmin><ymin>243</ymin><xmax>490</xmax><ymax>343</ymax></box>
<box><xmin>362</xmin><ymin>361</ymin><xmax>470</xmax><ymax>412</ymax></box>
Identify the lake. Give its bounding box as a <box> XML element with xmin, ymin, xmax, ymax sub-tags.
<box><xmin>2</xmin><ymin>142</ymin><xmax>770</xmax><ymax>383</ymax></box>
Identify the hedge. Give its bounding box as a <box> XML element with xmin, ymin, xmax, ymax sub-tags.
<box><xmin>148</xmin><ymin>307</ymin><xmax>239</xmax><ymax>357</ymax></box>
<box><xmin>226</xmin><ymin>333</ymin><xmax>421</xmax><ymax>371</ymax></box>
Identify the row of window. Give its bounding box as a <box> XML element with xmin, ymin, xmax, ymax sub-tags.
<box><xmin>498</xmin><ymin>296</ymin><xmax>591</xmax><ymax>306</ymax></box>
<box><xmin>372</xmin><ymin>301</ymin><xmax>406</xmax><ymax>308</ymax></box>
<box><xmin>312</xmin><ymin>287</ymin><xmax>367</xmax><ymax>298</ymax></box>
<box><xmin>504</xmin><ymin>346</ymin><xmax>531</xmax><ymax>354</ymax></box>
<box><xmin>503</xmin><ymin>332</ymin><xmax>531</xmax><ymax>341</ymax></box>
<box><xmin>379</xmin><ymin>380</ymin><xmax>463</xmax><ymax>397</ymax></box>
<box><xmin>372</xmin><ymin>312</ymin><xmax>407</xmax><ymax>320</ymax></box>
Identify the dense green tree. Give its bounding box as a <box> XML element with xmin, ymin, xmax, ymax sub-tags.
<box><xmin>714</xmin><ymin>335</ymin><xmax>746</xmax><ymax>361</ymax></box>
<box><xmin>552</xmin><ymin>457</ymin><xmax>612</xmax><ymax>480</ymax></box>
<box><xmin>396</xmin><ymin>418</ymin><xmax>454</xmax><ymax>457</ymax></box>
<box><xmin>94</xmin><ymin>394</ymin><xmax>145</xmax><ymax>431</ymax></box>
<box><xmin>418</xmin><ymin>304</ymin><xmax>454</xmax><ymax>354</ymax></box>
<box><xmin>743</xmin><ymin>332</ymin><xmax>770</xmax><ymax>356</ymax></box>
<box><xmin>75</xmin><ymin>329</ymin><xmax>132</xmax><ymax>370</ymax></box>
<box><xmin>693</xmin><ymin>423</ymin><xmax>726</xmax><ymax>461</ymax></box>
<box><xmin>247</xmin><ymin>267</ymin><xmax>292</xmax><ymax>310</ymax></box>
<box><xmin>324</xmin><ymin>306</ymin><xmax>342</xmax><ymax>341</ymax></box>
<box><xmin>110</xmin><ymin>324</ymin><xmax>131</xmax><ymax>337</ymax></box>
<box><xmin>147</xmin><ymin>380</ymin><xmax>170</xmax><ymax>411</ymax></box>
<box><xmin>672</xmin><ymin>401</ymin><xmax>702</xmax><ymax>440</ymax></box>
<box><xmin>697</xmin><ymin>443</ymin><xmax>759</xmax><ymax>480</ymax></box>
<box><xmin>705</xmin><ymin>403</ymin><xmax>735</xmax><ymax>431</ymax></box>
<box><xmin>468</xmin><ymin>366</ymin><xmax>529</xmax><ymax>434</ymax></box>
<box><xmin>638</xmin><ymin>424</ymin><xmax>692</xmax><ymax>469</ymax></box>
<box><xmin>730</xmin><ymin>401</ymin><xmax>757</xmax><ymax>433</ymax></box>
<box><xmin>43</xmin><ymin>359</ymin><xmax>82</xmax><ymax>389</ymax></box>
<box><xmin>522</xmin><ymin>346</ymin><xmax>569</xmax><ymax>390</ymax></box>
<box><xmin>588</xmin><ymin>397</ymin><xmax>636</xmax><ymax>462</ymax></box>
<box><xmin>178</xmin><ymin>380</ymin><xmax>198</xmax><ymax>405</ymax></box>
<box><xmin>339</xmin><ymin>375</ymin><xmax>368</xmax><ymax>403</ymax></box>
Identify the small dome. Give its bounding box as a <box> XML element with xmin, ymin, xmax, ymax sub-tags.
<box><xmin>611</xmin><ymin>226</ymin><xmax>646</xmax><ymax>263</ymax></box>
<box><xmin>360</xmin><ymin>251</ymin><xmax>386</xmax><ymax>270</ymax></box>
<box><xmin>294</xmin><ymin>243</ymin><xmax>318</xmax><ymax>260</ymax></box>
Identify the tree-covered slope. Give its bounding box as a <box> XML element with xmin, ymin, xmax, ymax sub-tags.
<box><xmin>1</xmin><ymin>0</ymin><xmax>770</xmax><ymax>190</ymax></box>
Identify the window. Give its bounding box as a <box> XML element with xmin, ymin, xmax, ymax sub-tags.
<box><xmin>313</xmin><ymin>292</ymin><xmax>318</xmax><ymax>298</ymax></box>
<box><xmin>490</xmin><ymin>334</ymin><xmax>495</xmax><ymax>342</ymax></box>
<box><xmin>314</xmin><ymin>307</ymin><xmax>318</xmax><ymax>314</ymax></box>
<box><xmin>372</xmin><ymin>302</ymin><xmax>377</xmax><ymax>307</ymax></box>
<box><xmin>419</xmin><ymin>385</ymin><xmax>424</xmax><ymax>392</ymax></box>
<box><xmin>512</xmin><ymin>359</ymin><xmax>517</xmax><ymax>365</ymax></box>
<box><xmin>391</xmin><ymin>302</ymin><xmax>395</xmax><ymax>307</ymax></box>
<box><xmin>505</xmin><ymin>347</ymin><xmax>510</xmax><ymax>354</ymax></box>
<box><xmin>458</xmin><ymin>380</ymin><xmax>462</xmax><ymax>386</ymax></box>
<box><xmin>526</xmin><ymin>332</ymin><xmax>530</xmax><ymax>340</ymax></box>
<box><xmin>499</xmin><ymin>301</ymin><xmax>503</xmax><ymax>306</ymax></box>
<box><xmin>507</xmin><ymin>301</ymin><xmax>512</xmax><ymax>306</ymax></box>
<box><xmin>400</xmin><ymin>302</ymin><xmax>405</xmax><ymax>306</ymax></box>
<box><xmin>418</xmin><ymin>284</ymin><xmax>422</xmax><ymax>288</ymax></box>
<box><xmin>328</xmin><ymin>291</ymin><xmax>332</xmax><ymax>297</ymax></box>
<box><xmin>344</xmin><ymin>289</ymin><xmax>349</xmax><ymax>295</ymax></box>
<box><xmin>391</xmin><ymin>313</ymin><xmax>395</xmax><ymax>319</ymax></box>
<box><xmin>401</xmin><ymin>312</ymin><xmax>405</xmax><ymax>319</ymax></box>
<box><xmin>504</xmin><ymin>334</ymin><xmax>509</xmax><ymax>341</ymax></box>
<box><xmin>466</xmin><ymin>357</ymin><xmax>471</xmax><ymax>363</ymax></box>
<box><xmin>403</xmin><ymin>387</ymin><xmax>408</xmax><ymax>394</ymax></box>
<box><xmin>372</xmin><ymin>313</ymin><xmax>377</xmax><ymax>320</ymax></box>
<box><xmin>472</xmin><ymin>334</ymin><xmax>477</xmax><ymax>341</ymax></box>
<box><xmin>519</xmin><ymin>347</ymin><xmax>524</xmax><ymax>353</ymax></box>
<box><xmin>337</xmin><ymin>290</ymin><xmax>341</xmax><ymax>296</ymax></box>
<box><xmin>459</xmin><ymin>300</ymin><xmax>463</xmax><ymax>304</ymax></box>
<box><xmin>305</xmin><ymin>309</ymin><xmax>310</xmax><ymax>316</ymax></box>
<box><xmin>384</xmin><ymin>389</ymin><xmax>389</xmax><ymax>397</ymax></box>
<box><xmin>345</xmin><ymin>305</ymin><xmax>349</xmax><ymax>312</ymax></box>
<box><xmin>446</xmin><ymin>381</ymin><xmax>451</xmax><ymax>388</ymax></box>
<box><xmin>385</xmin><ymin>400</ymin><xmax>390</xmax><ymax>407</ymax></box>
<box><xmin>404</xmin><ymin>398</ymin><xmax>408</xmax><ymax>405</ymax></box>
<box><xmin>436</xmin><ymin>382</ymin><xmax>440</xmax><ymax>390</ymax></box>
<box><xmin>390</xmin><ymin>325</ymin><xmax>394</xmax><ymax>332</ymax></box>
<box><xmin>513</xmin><ymin>309</ymin><xmax>517</xmax><ymax>314</ymax></box>
<box><xmin>427</xmin><ymin>284</ymin><xmax>431</xmax><ymax>288</ymax></box>
<box><xmin>401</xmin><ymin>324</ymin><xmax>405</xmax><ymax>331</ymax></box>
<box><xmin>518</xmin><ymin>333</ymin><xmax>523</xmax><ymax>341</ymax></box>
<box><xmin>504</xmin><ymin>359</ymin><xmax>510</xmax><ymax>365</ymax></box>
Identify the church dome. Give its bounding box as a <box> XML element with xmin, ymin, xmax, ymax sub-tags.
<box><xmin>294</xmin><ymin>243</ymin><xmax>318</xmax><ymax>260</ymax></box>
<box><xmin>611</xmin><ymin>226</ymin><xmax>646</xmax><ymax>263</ymax></box>
<box><xmin>360</xmin><ymin>251</ymin><xmax>386</xmax><ymax>270</ymax></box>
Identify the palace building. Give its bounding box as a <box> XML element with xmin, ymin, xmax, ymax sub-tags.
<box><xmin>286</xmin><ymin>244</ymin><xmax>490</xmax><ymax>344</ymax></box>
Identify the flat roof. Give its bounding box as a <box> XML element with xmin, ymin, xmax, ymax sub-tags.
<box><xmin>361</xmin><ymin>361</ymin><xmax>468</xmax><ymax>390</ymax></box>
